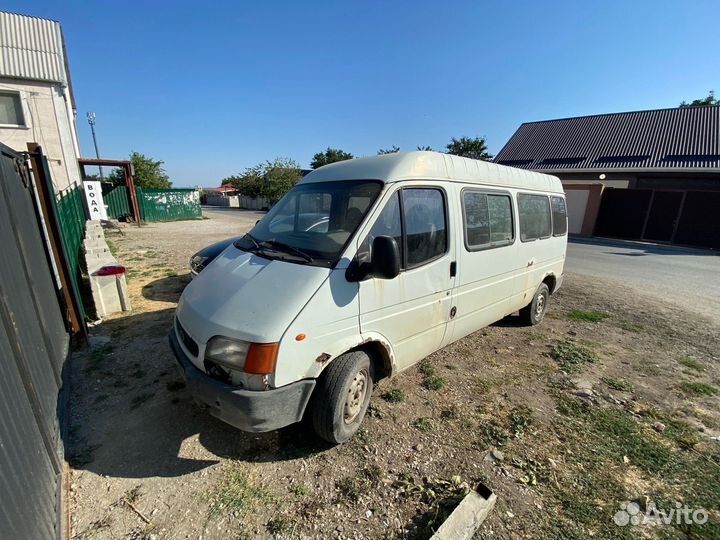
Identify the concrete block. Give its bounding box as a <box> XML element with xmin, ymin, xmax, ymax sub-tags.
<box><xmin>83</xmin><ymin>220</ymin><xmax>131</xmax><ymax>316</ymax></box>
<box><xmin>430</xmin><ymin>485</ymin><xmax>496</xmax><ymax>540</ymax></box>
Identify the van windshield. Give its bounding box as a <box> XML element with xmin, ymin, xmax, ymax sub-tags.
<box><xmin>235</xmin><ymin>180</ymin><xmax>383</xmax><ymax>267</ymax></box>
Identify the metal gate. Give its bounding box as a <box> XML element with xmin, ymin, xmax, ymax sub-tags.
<box><xmin>0</xmin><ymin>144</ymin><xmax>70</xmax><ymax>539</ymax></box>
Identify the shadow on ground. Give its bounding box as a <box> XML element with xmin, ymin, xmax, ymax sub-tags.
<box><xmin>68</xmin><ymin>277</ymin><xmax>333</xmax><ymax>480</ymax></box>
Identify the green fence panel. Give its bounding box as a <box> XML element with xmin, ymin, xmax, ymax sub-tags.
<box><xmin>104</xmin><ymin>186</ymin><xmax>130</xmax><ymax>219</ymax></box>
<box><xmin>55</xmin><ymin>185</ymin><xmax>87</xmax><ymax>319</ymax></box>
<box><xmin>136</xmin><ymin>188</ymin><xmax>202</xmax><ymax>222</ymax></box>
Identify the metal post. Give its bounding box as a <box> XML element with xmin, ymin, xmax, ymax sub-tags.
<box><xmin>86</xmin><ymin>112</ymin><xmax>103</xmax><ymax>179</ymax></box>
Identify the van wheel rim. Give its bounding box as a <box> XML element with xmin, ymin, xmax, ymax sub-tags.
<box><xmin>344</xmin><ymin>369</ymin><xmax>368</xmax><ymax>424</ymax></box>
<box><xmin>536</xmin><ymin>294</ymin><xmax>546</xmax><ymax>317</ymax></box>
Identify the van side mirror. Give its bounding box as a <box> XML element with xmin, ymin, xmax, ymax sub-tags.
<box><xmin>368</xmin><ymin>236</ymin><xmax>400</xmax><ymax>280</ymax></box>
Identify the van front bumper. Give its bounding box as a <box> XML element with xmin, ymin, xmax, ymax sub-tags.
<box><xmin>169</xmin><ymin>330</ymin><xmax>315</xmax><ymax>433</ymax></box>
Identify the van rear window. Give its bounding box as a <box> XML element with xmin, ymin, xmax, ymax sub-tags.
<box><xmin>551</xmin><ymin>196</ymin><xmax>568</xmax><ymax>236</ymax></box>
<box><xmin>518</xmin><ymin>194</ymin><xmax>552</xmax><ymax>241</ymax></box>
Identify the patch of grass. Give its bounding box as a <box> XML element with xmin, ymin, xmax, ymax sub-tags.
<box><xmin>441</xmin><ymin>404</ymin><xmax>460</xmax><ymax>420</ymax></box>
<box><xmin>422</xmin><ymin>374</ymin><xmax>446</xmax><ymax>391</ymax></box>
<box><xmin>166</xmin><ymin>271</ymin><xmax>178</xmax><ymax>277</ymax></box>
<box><xmin>677</xmin><ymin>382</ymin><xmax>717</xmax><ymax>397</ymax></box>
<box><xmin>567</xmin><ymin>309</ymin><xmax>609</xmax><ymax>322</ymax></box>
<box><xmin>619</xmin><ymin>321</ymin><xmax>643</xmax><ymax>333</ymax></box>
<box><xmin>418</xmin><ymin>359</ymin><xmax>435</xmax><ymax>377</ymax></box>
<box><xmin>166</xmin><ymin>380</ymin><xmax>186</xmax><ymax>392</ymax></box>
<box><xmin>266</xmin><ymin>516</ymin><xmax>291</xmax><ymax>536</ymax></box>
<box><xmin>479</xmin><ymin>421</ymin><xmax>509</xmax><ymax>446</ymax></box>
<box><xmin>678</xmin><ymin>356</ymin><xmax>705</xmax><ymax>372</ymax></box>
<box><xmin>130</xmin><ymin>393</ymin><xmax>153</xmax><ymax>410</ymax></box>
<box><xmin>207</xmin><ymin>466</ymin><xmax>270</xmax><ymax>518</ymax></box>
<box><xmin>292</xmin><ymin>484</ymin><xmax>309</xmax><ymax>497</ymax></box>
<box><xmin>381</xmin><ymin>388</ymin><xmax>406</xmax><ymax>403</ymax></box>
<box><xmin>601</xmin><ymin>376</ymin><xmax>634</xmax><ymax>393</ymax></box>
<box><xmin>548</xmin><ymin>339</ymin><xmax>598</xmax><ymax>373</ymax></box>
<box><xmin>335</xmin><ymin>476</ymin><xmax>365</xmax><ymax>503</ymax></box>
<box><xmin>508</xmin><ymin>405</ymin><xmax>534</xmax><ymax>438</ymax></box>
<box><xmin>106</xmin><ymin>239</ymin><xmax>118</xmax><ymax>256</ymax></box>
<box><xmin>413</xmin><ymin>417</ymin><xmax>434</xmax><ymax>432</ymax></box>
<box><xmin>476</xmin><ymin>377</ymin><xmax>492</xmax><ymax>394</ymax></box>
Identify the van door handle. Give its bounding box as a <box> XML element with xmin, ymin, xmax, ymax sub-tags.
<box><xmin>527</xmin><ymin>259</ymin><xmax>535</xmax><ymax>267</ymax></box>
<box><xmin>450</xmin><ymin>261</ymin><xmax>457</xmax><ymax>277</ymax></box>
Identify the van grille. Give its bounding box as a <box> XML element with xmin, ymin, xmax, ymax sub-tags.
<box><xmin>175</xmin><ymin>318</ymin><xmax>199</xmax><ymax>357</ymax></box>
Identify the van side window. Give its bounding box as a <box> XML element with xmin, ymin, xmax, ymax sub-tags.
<box><xmin>518</xmin><ymin>194</ymin><xmax>552</xmax><ymax>241</ymax></box>
<box><xmin>402</xmin><ymin>188</ymin><xmax>447</xmax><ymax>267</ymax></box>
<box><xmin>360</xmin><ymin>192</ymin><xmax>403</xmax><ymax>268</ymax></box>
<box><xmin>463</xmin><ymin>191</ymin><xmax>514</xmax><ymax>250</ymax></box>
<box><xmin>551</xmin><ymin>196</ymin><xmax>568</xmax><ymax>236</ymax></box>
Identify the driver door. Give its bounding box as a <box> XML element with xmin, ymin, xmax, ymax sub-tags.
<box><xmin>358</xmin><ymin>185</ymin><xmax>455</xmax><ymax>372</ymax></box>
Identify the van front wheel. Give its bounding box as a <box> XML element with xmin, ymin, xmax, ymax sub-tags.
<box><xmin>311</xmin><ymin>350</ymin><xmax>374</xmax><ymax>444</ymax></box>
<box><xmin>520</xmin><ymin>283</ymin><xmax>550</xmax><ymax>326</ymax></box>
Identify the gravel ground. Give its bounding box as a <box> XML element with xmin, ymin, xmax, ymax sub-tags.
<box><xmin>69</xmin><ymin>210</ymin><xmax>720</xmax><ymax>540</ymax></box>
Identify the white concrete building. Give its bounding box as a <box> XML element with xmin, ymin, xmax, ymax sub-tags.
<box><xmin>0</xmin><ymin>11</ymin><xmax>81</xmax><ymax>190</ymax></box>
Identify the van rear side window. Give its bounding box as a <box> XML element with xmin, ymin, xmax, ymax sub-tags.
<box><xmin>462</xmin><ymin>191</ymin><xmax>514</xmax><ymax>250</ymax></box>
<box><xmin>551</xmin><ymin>196</ymin><xmax>568</xmax><ymax>236</ymax></box>
<box><xmin>518</xmin><ymin>194</ymin><xmax>552</xmax><ymax>241</ymax></box>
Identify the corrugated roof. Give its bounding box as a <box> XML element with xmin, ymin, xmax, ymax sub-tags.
<box><xmin>0</xmin><ymin>11</ymin><xmax>66</xmax><ymax>84</ymax></box>
<box><xmin>495</xmin><ymin>105</ymin><xmax>720</xmax><ymax>171</ymax></box>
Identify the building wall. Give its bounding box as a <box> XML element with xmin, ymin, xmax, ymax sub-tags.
<box><xmin>0</xmin><ymin>77</ymin><xmax>80</xmax><ymax>190</ymax></box>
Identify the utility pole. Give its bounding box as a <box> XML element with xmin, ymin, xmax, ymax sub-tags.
<box><xmin>86</xmin><ymin>112</ymin><xmax>103</xmax><ymax>179</ymax></box>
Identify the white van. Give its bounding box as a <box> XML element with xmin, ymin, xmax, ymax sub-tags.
<box><xmin>170</xmin><ymin>152</ymin><xmax>567</xmax><ymax>443</ymax></box>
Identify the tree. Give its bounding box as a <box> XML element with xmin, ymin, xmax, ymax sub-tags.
<box><xmin>221</xmin><ymin>158</ymin><xmax>302</xmax><ymax>203</ymax></box>
<box><xmin>416</xmin><ymin>145</ymin><xmax>433</xmax><ymax>151</ymax></box>
<box><xmin>262</xmin><ymin>158</ymin><xmax>302</xmax><ymax>204</ymax></box>
<box><xmin>679</xmin><ymin>90</ymin><xmax>718</xmax><ymax>107</ymax></box>
<box><xmin>377</xmin><ymin>146</ymin><xmax>400</xmax><ymax>155</ymax></box>
<box><xmin>445</xmin><ymin>136</ymin><xmax>493</xmax><ymax>161</ymax></box>
<box><xmin>310</xmin><ymin>147</ymin><xmax>354</xmax><ymax>169</ymax></box>
<box><xmin>108</xmin><ymin>151</ymin><xmax>172</xmax><ymax>189</ymax></box>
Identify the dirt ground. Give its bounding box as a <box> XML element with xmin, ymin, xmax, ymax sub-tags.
<box><xmin>69</xmin><ymin>210</ymin><xmax>720</xmax><ymax>540</ymax></box>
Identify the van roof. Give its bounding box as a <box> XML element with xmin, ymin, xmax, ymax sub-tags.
<box><xmin>301</xmin><ymin>151</ymin><xmax>563</xmax><ymax>193</ymax></box>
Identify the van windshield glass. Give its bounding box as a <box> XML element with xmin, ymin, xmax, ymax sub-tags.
<box><xmin>235</xmin><ymin>180</ymin><xmax>383</xmax><ymax>267</ymax></box>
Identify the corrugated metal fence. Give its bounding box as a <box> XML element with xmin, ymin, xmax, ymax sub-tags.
<box><xmin>104</xmin><ymin>186</ymin><xmax>202</xmax><ymax>222</ymax></box>
<box><xmin>56</xmin><ymin>184</ymin><xmax>87</xmax><ymax>319</ymax></box>
<box><xmin>0</xmin><ymin>143</ymin><xmax>70</xmax><ymax>539</ymax></box>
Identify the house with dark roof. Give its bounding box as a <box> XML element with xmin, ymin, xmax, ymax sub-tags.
<box><xmin>495</xmin><ymin>105</ymin><xmax>720</xmax><ymax>249</ymax></box>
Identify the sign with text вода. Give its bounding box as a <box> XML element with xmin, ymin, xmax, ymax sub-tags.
<box><xmin>83</xmin><ymin>181</ymin><xmax>107</xmax><ymax>220</ymax></box>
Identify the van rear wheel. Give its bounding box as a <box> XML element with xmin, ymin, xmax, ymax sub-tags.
<box><xmin>311</xmin><ymin>350</ymin><xmax>374</xmax><ymax>444</ymax></box>
<box><xmin>520</xmin><ymin>283</ymin><xmax>550</xmax><ymax>326</ymax></box>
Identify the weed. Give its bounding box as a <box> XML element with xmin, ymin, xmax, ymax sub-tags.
<box><xmin>363</xmin><ymin>463</ymin><xmax>383</xmax><ymax>483</ymax></box>
<box><xmin>418</xmin><ymin>359</ymin><xmax>435</xmax><ymax>377</ymax></box>
<box><xmin>382</xmin><ymin>388</ymin><xmax>406</xmax><ymax>403</ymax></box>
<box><xmin>677</xmin><ymin>382</ymin><xmax>717</xmax><ymax>397</ymax></box>
<box><xmin>619</xmin><ymin>321</ymin><xmax>643</xmax><ymax>333</ymax></box>
<box><xmin>85</xmin><ymin>344</ymin><xmax>113</xmax><ymax>372</ymax></box>
<box><xmin>549</xmin><ymin>339</ymin><xmax>598</xmax><ymax>373</ymax></box>
<box><xmin>511</xmin><ymin>456</ymin><xmax>547</xmax><ymax>485</ymax></box>
<box><xmin>125</xmin><ymin>485</ymin><xmax>142</xmax><ymax>504</ymax></box>
<box><xmin>166</xmin><ymin>380</ymin><xmax>186</xmax><ymax>392</ymax></box>
<box><xmin>479</xmin><ymin>421</ymin><xmax>509</xmax><ymax>446</ymax></box>
<box><xmin>166</xmin><ymin>271</ymin><xmax>178</xmax><ymax>277</ymax></box>
<box><xmin>441</xmin><ymin>404</ymin><xmax>460</xmax><ymax>420</ymax></box>
<box><xmin>106</xmin><ymin>239</ymin><xmax>118</xmax><ymax>256</ymax></box>
<box><xmin>422</xmin><ymin>374</ymin><xmax>446</xmax><ymax>390</ymax></box>
<box><xmin>266</xmin><ymin>516</ymin><xmax>291</xmax><ymax>535</ymax></box>
<box><xmin>207</xmin><ymin>466</ymin><xmax>269</xmax><ymax>518</ymax></box>
<box><xmin>476</xmin><ymin>377</ymin><xmax>492</xmax><ymax>394</ymax></box>
<box><xmin>508</xmin><ymin>405</ymin><xmax>534</xmax><ymax>438</ymax></box>
<box><xmin>130</xmin><ymin>393</ymin><xmax>153</xmax><ymax>410</ymax></box>
<box><xmin>292</xmin><ymin>484</ymin><xmax>308</xmax><ymax>497</ymax></box>
<box><xmin>678</xmin><ymin>357</ymin><xmax>705</xmax><ymax>372</ymax></box>
<box><xmin>335</xmin><ymin>476</ymin><xmax>365</xmax><ymax>503</ymax></box>
<box><xmin>413</xmin><ymin>417</ymin><xmax>434</xmax><ymax>432</ymax></box>
<box><xmin>601</xmin><ymin>376</ymin><xmax>635</xmax><ymax>392</ymax></box>
<box><xmin>567</xmin><ymin>309</ymin><xmax>608</xmax><ymax>322</ymax></box>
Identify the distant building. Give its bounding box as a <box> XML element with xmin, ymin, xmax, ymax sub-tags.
<box><xmin>495</xmin><ymin>105</ymin><xmax>720</xmax><ymax>249</ymax></box>
<box><xmin>0</xmin><ymin>11</ymin><xmax>81</xmax><ymax>190</ymax></box>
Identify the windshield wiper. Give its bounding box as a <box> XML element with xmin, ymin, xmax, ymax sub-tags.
<box><xmin>243</xmin><ymin>232</ymin><xmax>261</xmax><ymax>250</ymax></box>
<box><xmin>261</xmin><ymin>240</ymin><xmax>314</xmax><ymax>262</ymax></box>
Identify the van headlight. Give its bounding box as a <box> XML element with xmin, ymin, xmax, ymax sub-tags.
<box><xmin>205</xmin><ymin>336</ymin><xmax>249</xmax><ymax>369</ymax></box>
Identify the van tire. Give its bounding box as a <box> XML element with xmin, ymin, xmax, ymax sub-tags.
<box><xmin>311</xmin><ymin>350</ymin><xmax>374</xmax><ymax>444</ymax></box>
<box><xmin>520</xmin><ymin>283</ymin><xmax>550</xmax><ymax>326</ymax></box>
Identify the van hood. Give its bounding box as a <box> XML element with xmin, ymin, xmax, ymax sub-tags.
<box><xmin>177</xmin><ymin>246</ymin><xmax>330</xmax><ymax>344</ymax></box>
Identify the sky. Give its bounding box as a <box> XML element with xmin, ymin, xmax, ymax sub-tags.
<box><xmin>5</xmin><ymin>0</ymin><xmax>720</xmax><ymax>187</ymax></box>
